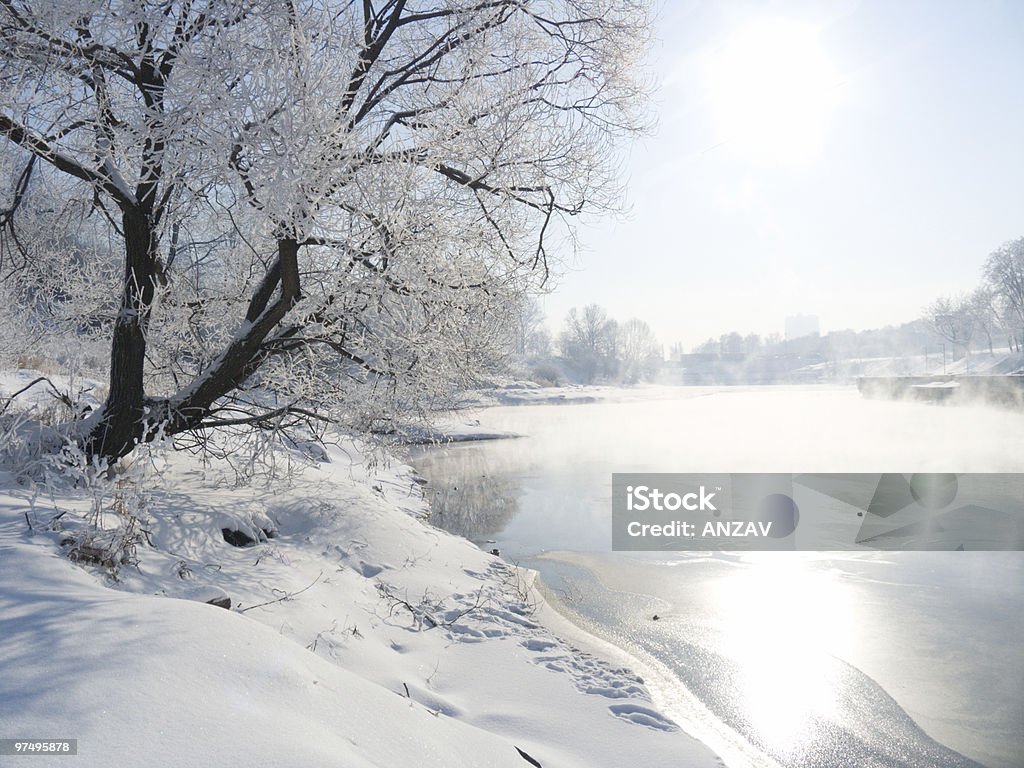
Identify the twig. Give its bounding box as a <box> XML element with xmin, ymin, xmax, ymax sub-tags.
<box><xmin>0</xmin><ymin>377</ymin><xmax>46</xmax><ymax>415</ymax></box>
<box><xmin>376</xmin><ymin>582</ymin><xmax>440</xmax><ymax>629</ymax></box>
<box><xmin>0</xmin><ymin>376</ymin><xmax>72</xmax><ymax>415</ymax></box>
<box><xmin>515</xmin><ymin>746</ymin><xmax>543</xmax><ymax>767</ymax></box>
<box><xmin>439</xmin><ymin>588</ymin><xmax>487</xmax><ymax>626</ymax></box>
<box><xmin>239</xmin><ymin>571</ymin><xmax>323</xmax><ymax>613</ymax></box>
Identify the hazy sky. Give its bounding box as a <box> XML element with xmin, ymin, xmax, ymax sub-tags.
<box><xmin>542</xmin><ymin>0</ymin><xmax>1024</xmax><ymax>350</ymax></box>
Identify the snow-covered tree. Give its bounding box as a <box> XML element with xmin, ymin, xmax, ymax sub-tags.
<box><xmin>510</xmin><ymin>296</ymin><xmax>551</xmax><ymax>361</ymax></box>
<box><xmin>0</xmin><ymin>0</ymin><xmax>650</xmax><ymax>460</ymax></box>
<box><xmin>983</xmin><ymin>237</ymin><xmax>1024</xmax><ymax>351</ymax></box>
<box><xmin>925</xmin><ymin>295</ymin><xmax>975</xmax><ymax>360</ymax></box>
<box><xmin>968</xmin><ymin>287</ymin><xmax>1002</xmax><ymax>355</ymax></box>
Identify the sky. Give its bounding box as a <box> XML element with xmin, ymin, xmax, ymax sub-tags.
<box><xmin>541</xmin><ymin>0</ymin><xmax>1024</xmax><ymax>351</ymax></box>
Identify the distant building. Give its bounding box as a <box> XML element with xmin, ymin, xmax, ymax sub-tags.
<box><xmin>785</xmin><ymin>314</ymin><xmax>820</xmax><ymax>340</ymax></box>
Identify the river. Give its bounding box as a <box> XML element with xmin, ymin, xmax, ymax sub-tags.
<box><xmin>409</xmin><ymin>386</ymin><xmax>1024</xmax><ymax>768</ymax></box>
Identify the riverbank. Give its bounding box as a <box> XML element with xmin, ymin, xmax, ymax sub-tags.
<box><xmin>0</xmin><ymin>369</ymin><xmax>722</xmax><ymax>768</ymax></box>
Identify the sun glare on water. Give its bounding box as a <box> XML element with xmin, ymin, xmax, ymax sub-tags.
<box><xmin>703</xmin><ymin>19</ymin><xmax>842</xmax><ymax>164</ymax></box>
<box><xmin>712</xmin><ymin>557</ymin><xmax>859</xmax><ymax>756</ymax></box>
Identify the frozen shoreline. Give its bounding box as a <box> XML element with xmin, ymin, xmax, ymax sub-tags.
<box><xmin>530</xmin><ymin>563</ymin><xmax>778</xmax><ymax>768</ymax></box>
<box><xmin>532</xmin><ymin>549</ymin><xmax>1013</xmax><ymax>768</ymax></box>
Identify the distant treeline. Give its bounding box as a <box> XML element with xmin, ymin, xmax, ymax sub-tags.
<box><xmin>667</xmin><ymin>322</ymin><xmax>941</xmax><ymax>385</ymax></box>
<box><xmin>504</xmin><ymin>236</ymin><xmax>1024</xmax><ymax>386</ymax></box>
<box><xmin>508</xmin><ymin>301</ymin><xmax>662</xmax><ymax>385</ymax></box>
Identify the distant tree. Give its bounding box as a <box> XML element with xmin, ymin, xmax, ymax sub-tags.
<box><xmin>968</xmin><ymin>287</ymin><xmax>1000</xmax><ymax>355</ymax></box>
<box><xmin>559</xmin><ymin>304</ymin><xmax>619</xmax><ymax>383</ymax></box>
<box><xmin>743</xmin><ymin>333</ymin><xmax>762</xmax><ymax>356</ymax></box>
<box><xmin>983</xmin><ymin>238</ymin><xmax>1024</xmax><ymax>351</ymax></box>
<box><xmin>925</xmin><ymin>295</ymin><xmax>976</xmax><ymax>361</ymax></box>
<box><xmin>0</xmin><ymin>0</ymin><xmax>651</xmax><ymax>462</ymax></box>
<box><xmin>668</xmin><ymin>341</ymin><xmax>685</xmax><ymax>361</ymax></box>
<box><xmin>617</xmin><ymin>318</ymin><xmax>662</xmax><ymax>383</ymax></box>
<box><xmin>525</xmin><ymin>327</ymin><xmax>553</xmax><ymax>362</ymax></box>
<box><xmin>694</xmin><ymin>337</ymin><xmax>719</xmax><ymax>355</ymax></box>
<box><xmin>511</xmin><ymin>298</ymin><xmax>552</xmax><ymax>361</ymax></box>
<box><xmin>720</xmin><ymin>331</ymin><xmax>744</xmax><ymax>356</ymax></box>
<box><xmin>993</xmin><ymin>295</ymin><xmax>1022</xmax><ymax>353</ymax></box>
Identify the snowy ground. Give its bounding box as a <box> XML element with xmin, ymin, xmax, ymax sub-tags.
<box><xmin>795</xmin><ymin>349</ymin><xmax>1024</xmax><ymax>378</ymax></box>
<box><xmin>461</xmin><ymin>381</ymin><xmax>694</xmax><ymax>409</ymax></box>
<box><xmin>0</xmin><ymin>370</ymin><xmax>722</xmax><ymax>768</ymax></box>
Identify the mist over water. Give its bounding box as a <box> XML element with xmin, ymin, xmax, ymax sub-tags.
<box><xmin>412</xmin><ymin>386</ymin><xmax>1024</xmax><ymax>768</ymax></box>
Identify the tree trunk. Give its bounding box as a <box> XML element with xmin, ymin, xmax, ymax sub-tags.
<box><xmin>87</xmin><ymin>206</ymin><xmax>158</xmax><ymax>461</ymax></box>
<box><xmin>85</xmin><ymin>225</ymin><xmax>302</xmax><ymax>463</ymax></box>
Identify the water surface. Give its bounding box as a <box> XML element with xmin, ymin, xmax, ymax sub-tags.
<box><xmin>411</xmin><ymin>387</ymin><xmax>1024</xmax><ymax>768</ymax></box>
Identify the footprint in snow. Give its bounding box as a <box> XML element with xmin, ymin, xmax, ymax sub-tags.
<box><xmin>607</xmin><ymin>703</ymin><xmax>678</xmax><ymax>732</ymax></box>
<box><xmin>355</xmin><ymin>561</ymin><xmax>384</xmax><ymax>577</ymax></box>
<box><xmin>521</xmin><ymin>639</ymin><xmax>558</xmax><ymax>652</ymax></box>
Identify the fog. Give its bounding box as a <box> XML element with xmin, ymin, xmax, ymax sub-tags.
<box><xmin>461</xmin><ymin>386</ymin><xmax>1024</xmax><ymax>475</ymax></box>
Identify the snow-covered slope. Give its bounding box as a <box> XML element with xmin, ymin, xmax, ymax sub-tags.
<box><xmin>0</xmin><ymin>537</ymin><xmax>533</xmax><ymax>768</ymax></box>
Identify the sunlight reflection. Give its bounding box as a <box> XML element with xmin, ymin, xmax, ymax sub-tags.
<box><xmin>712</xmin><ymin>556</ymin><xmax>858</xmax><ymax>756</ymax></box>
